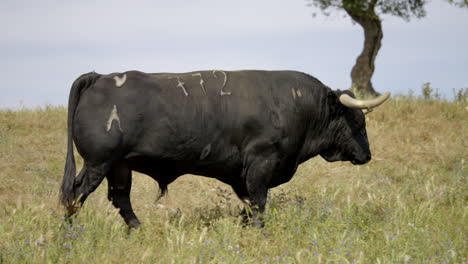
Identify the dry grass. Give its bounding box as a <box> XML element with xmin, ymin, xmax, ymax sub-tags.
<box><xmin>0</xmin><ymin>98</ymin><xmax>466</xmax><ymax>263</ymax></box>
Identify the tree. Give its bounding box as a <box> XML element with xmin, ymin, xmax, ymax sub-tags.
<box><xmin>307</xmin><ymin>0</ymin><xmax>467</xmax><ymax>96</ymax></box>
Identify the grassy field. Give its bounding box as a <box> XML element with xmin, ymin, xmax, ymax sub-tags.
<box><xmin>0</xmin><ymin>98</ymin><xmax>466</xmax><ymax>263</ymax></box>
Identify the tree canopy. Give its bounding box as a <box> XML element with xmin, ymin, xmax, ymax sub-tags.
<box><xmin>307</xmin><ymin>0</ymin><xmax>467</xmax><ymax>96</ymax></box>
<box><xmin>308</xmin><ymin>0</ymin><xmax>467</xmax><ymax>21</ymax></box>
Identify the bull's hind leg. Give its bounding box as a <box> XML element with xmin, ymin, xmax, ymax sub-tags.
<box><xmin>106</xmin><ymin>161</ymin><xmax>141</xmax><ymax>229</ymax></box>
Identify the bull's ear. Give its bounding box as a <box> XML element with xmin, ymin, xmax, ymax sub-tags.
<box><xmin>328</xmin><ymin>90</ymin><xmax>343</xmax><ymax>116</ymax></box>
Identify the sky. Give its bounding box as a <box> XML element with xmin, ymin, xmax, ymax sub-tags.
<box><xmin>1</xmin><ymin>0</ymin><xmax>467</xmax><ymax>109</ymax></box>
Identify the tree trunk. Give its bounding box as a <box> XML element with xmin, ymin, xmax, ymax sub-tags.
<box><xmin>344</xmin><ymin>5</ymin><xmax>383</xmax><ymax>97</ymax></box>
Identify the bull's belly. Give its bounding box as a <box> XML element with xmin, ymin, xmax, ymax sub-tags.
<box><xmin>126</xmin><ymin>154</ymin><xmax>243</xmax><ymax>186</ymax></box>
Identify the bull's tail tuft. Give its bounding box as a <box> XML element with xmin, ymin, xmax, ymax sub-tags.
<box><xmin>60</xmin><ymin>72</ymin><xmax>100</xmax><ymax>213</ymax></box>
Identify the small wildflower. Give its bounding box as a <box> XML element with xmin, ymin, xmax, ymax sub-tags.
<box><xmin>404</xmin><ymin>255</ymin><xmax>410</xmax><ymax>262</ymax></box>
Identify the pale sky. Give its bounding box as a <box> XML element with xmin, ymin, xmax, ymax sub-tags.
<box><xmin>1</xmin><ymin>0</ymin><xmax>467</xmax><ymax>109</ymax></box>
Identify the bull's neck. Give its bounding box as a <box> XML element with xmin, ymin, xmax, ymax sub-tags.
<box><xmin>297</xmin><ymin>90</ymin><xmax>336</xmax><ymax>164</ymax></box>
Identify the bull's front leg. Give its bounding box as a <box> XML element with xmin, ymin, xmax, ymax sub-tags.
<box><xmin>241</xmin><ymin>152</ymin><xmax>279</xmax><ymax>228</ymax></box>
<box><xmin>240</xmin><ymin>193</ymin><xmax>268</xmax><ymax>228</ymax></box>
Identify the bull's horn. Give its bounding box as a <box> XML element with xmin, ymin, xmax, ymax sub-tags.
<box><xmin>339</xmin><ymin>92</ymin><xmax>391</xmax><ymax>110</ymax></box>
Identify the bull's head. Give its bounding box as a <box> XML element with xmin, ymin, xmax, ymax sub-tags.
<box><xmin>320</xmin><ymin>91</ymin><xmax>390</xmax><ymax>165</ymax></box>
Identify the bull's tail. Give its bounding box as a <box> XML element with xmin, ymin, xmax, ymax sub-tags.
<box><xmin>60</xmin><ymin>72</ymin><xmax>100</xmax><ymax>213</ymax></box>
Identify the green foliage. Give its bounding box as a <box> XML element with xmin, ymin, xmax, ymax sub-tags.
<box><xmin>446</xmin><ymin>0</ymin><xmax>468</xmax><ymax>8</ymax></box>
<box><xmin>422</xmin><ymin>82</ymin><xmax>436</xmax><ymax>100</ymax></box>
<box><xmin>307</xmin><ymin>0</ymin><xmax>426</xmax><ymax>21</ymax></box>
<box><xmin>453</xmin><ymin>87</ymin><xmax>468</xmax><ymax>103</ymax></box>
<box><xmin>420</xmin><ymin>83</ymin><xmax>467</xmax><ymax>102</ymax></box>
<box><xmin>307</xmin><ymin>0</ymin><xmax>467</xmax><ymax>20</ymax></box>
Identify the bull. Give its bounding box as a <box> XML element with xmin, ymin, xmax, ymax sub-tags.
<box><xmin>60</xmin><ymin>70</ymin><xmax>390</xmax><ymax>228</ymax></box>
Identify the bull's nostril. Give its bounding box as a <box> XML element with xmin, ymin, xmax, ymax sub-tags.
<box><xmin>366</xmin><ymin>154</ymin><xmax>371</xmax><ymax>162</ymax></box>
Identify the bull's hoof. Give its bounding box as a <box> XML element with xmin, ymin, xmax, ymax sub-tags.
<box><xmin>63</xmin><ymin>214</ymin><xmax>74</xmax><ymax>225</ymax></box>
<box><xmin>127</xmin><ymin>219</ymin><xmax>141</xmax><ymax>229</ymax></box>
<box><xmin>239</xmin><ymin>213</ymin><xmax>265</xmax><ymax>228</ymax></box>
<box><xmin>252</xmin><ymin>217</ymin><xmax>265</xmax><ymax>228</ymax></box>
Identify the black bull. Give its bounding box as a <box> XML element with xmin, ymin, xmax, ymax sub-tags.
<box><xmin>60</xmin><ymin>70</ymin><xmax>389</xmax><ymax>228</ymax></box>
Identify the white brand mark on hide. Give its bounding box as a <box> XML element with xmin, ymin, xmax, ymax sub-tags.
<box><xmin>213</xmin><ymin>70</ymin><xmax>231</xmax><ymax>96</ymax></box>
<box><xmin>192</xmin><ymin>73</ymin><xmax>206</xmax><ymax>95</ymax></box>
<box><xmin>106</xmin><ymin>105</ymin><xmax>123</xmax><ymax>132</ymax></box>
<box><xmin>200</xmin><ymin>144</ymin><xmax>211</xmax><ymax>160</ymax></box>
<box><xmin>113</xmin><ymin>74</ymin><xmax>127</xmax><ymax>88</ymax></box>
<box><xmin>296</xmin><ymin>89</ymin><xmax>302</xmax><ymax>97</ymax></box>
<box><xmin>169</xmin><ymin>76</ymin><xmax>189</xmax><ymax>96</ymax></box>
<box><xmin>291</xmin><ymin>88</ymin><xmax>302</xmax><ymax>99</ymax></box>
